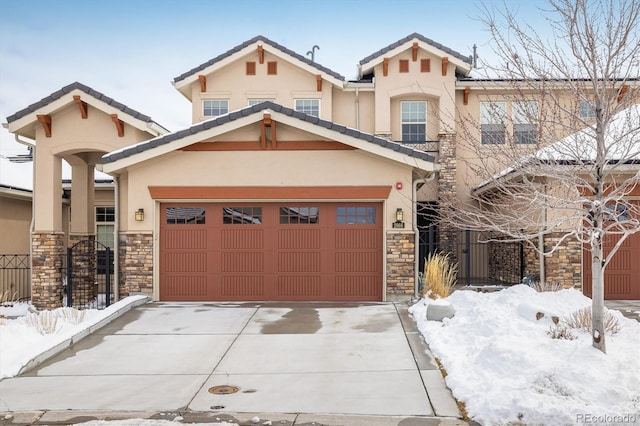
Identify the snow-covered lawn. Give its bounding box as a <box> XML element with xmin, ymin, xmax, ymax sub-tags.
<box><xmin>1</xmin><ymin>287</ymin><xmax>638</xmax><ymax>425</ymax></box>
<box><xmin>410</xmin><ymin>285</ymin><xmax>640</xmax><ymax>425</ymax></box>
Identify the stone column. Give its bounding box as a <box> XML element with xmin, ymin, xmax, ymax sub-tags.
<box><xmin>31</xmin><ymin>232</ymin><xmax>65</xmax><ymax>310</ymax></box>
<box><xmin>386</xmin><ymin>231</ymin><xmax>415</xmax><ymax>301</ymax></box>
<box><xmin>437</xmin><ymin>133</ymin><xmax>460</xmax><ymax>265</ymax></box>
<box><xmin>120</xmin><ymin>232</ymin><xmax>154</xmax><ymax>297</ymax></box>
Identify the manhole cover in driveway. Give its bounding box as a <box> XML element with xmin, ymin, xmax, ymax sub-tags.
<box><xmin>208</xmin><ymin>385</ymin><xmax>240</xmax><ymax>395</ymax></box>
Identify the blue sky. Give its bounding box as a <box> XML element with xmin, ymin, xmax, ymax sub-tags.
<box><xmin>0</xmin><ymin>0</ymin><xmax>549</xmax><ymax>187</ymax></box>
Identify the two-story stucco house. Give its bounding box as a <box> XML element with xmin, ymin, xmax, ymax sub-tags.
<box><xmin>3</xmin><ymin>33</ymin><xmax>639</xmax><ymax>309</ymax></box>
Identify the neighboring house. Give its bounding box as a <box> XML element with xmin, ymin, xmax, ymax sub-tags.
<box><xmin>2</xmin><ymin>33</ymin><xmax>638</xmax><ymax>308</ymax></box>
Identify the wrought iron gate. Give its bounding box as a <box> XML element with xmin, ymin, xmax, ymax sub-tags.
<box><xmin>419</xmin><ymin>227</ymin><xmax>524</xmax><ymax>287</ymax></box>
<box><xmin>67</xmin><ymin>239</ymin><xmax>112</xmax><ymax>309</ymax></box>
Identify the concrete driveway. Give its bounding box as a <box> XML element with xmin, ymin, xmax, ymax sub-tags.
<box><xmin>0</xmin><ymin>302</ymin><xmax>466</xmax><ymax>425</ymax></box>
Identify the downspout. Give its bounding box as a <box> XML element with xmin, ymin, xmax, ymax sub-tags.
<box><xmin>355</xmin><ymin>87</ymin><xmax>360</xmax><ymax>130</ymax></box>
<box><xmin>15</xmin><ymin>135</ymin><xmax>36</xmax><ymax>296</ymax></box>
<box><xmin>538</xmin><ymin>184</ymin><xmax>547</xmax><ymax>284</ymax></box>
<box><xmin>113</xmin><ymin>175</ymin><xmax>120</xmax><ymax>302</ymax></box>
<box><xmin>413</xmin><ymin>172</ymin><xmax>436</xmax><ymax>299</ymax></box>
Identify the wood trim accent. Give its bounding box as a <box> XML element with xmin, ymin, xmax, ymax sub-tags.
<box><xmin>267</xmin><ymin>61</ymin><xmax>277</xmax><ymax>75</ymax></box>
<box><xmin>149</xmin><ymin>185</ymin><xmax>393</xmax><ymax>200</ymax></box>
<box><xmin>181</xmin><ymin>140</ymin><xmax>357</xmax><ymax>151</ymax></box>
<box><xmin>464</xmin><ymin>87</ymin><xmax>471</xmax><ymax>105</ymax></box>
<box><xmin>73</xmin><ymin>95</ymin><xmax>88</xmax><ymax>119</ymax></box>
<box><xmin>198</xmin><ymin>75</ymin><xmax>207</xmax><ymax>92</ymax></box>
<box><xmin>412</xmin><ymin>42</ymin><xmax>418</xmax><ymax>61</ymax></box>
<box><xmin>421</xmin><ymin>59</ymin><xmax>431</xmax><ymax>73</ymax></box>
<box><xmin>246</xmin><ymin>61</ymin><xmax>256</xmax><ymax>75</ymax></box>
<box><xmin>110</xmin><ymin>114</ymin><xmax>124</xmax><ymax>137</ymax></box>
<box><xmin>618</xmin><ymin>85</ymin><xmax>629</xmax><ymax>103</ymax></box>
<box><xmin>37</xmin><ymin>115</ymin><xmax>52</xmax><ymax>137</ymax></box>
<box><xmin>316</xmin><ymin>74</ymin><xmax>322</xmax><ymax>91</ymax></box>
<box><xmin>257</xmin><ymin>45</ymin><xmax>264</xmax><ymax>64</ymax></box>
<box><xmin>260</xmin><ymin>114</ymin><xmax>277</xmax><ymax>149</ymax></box>
<box><xmin>441</xmin><ymin>57</ymin><xmax>449</xmax><ymax>76</ymax></box>
<box><xmin>399</xmin><ymin>59</ymin><xmax>409</xmax><ymax>73</ymax></box>
<box><xmin>382</xmin><ymin>58</ymin><xmax>389</xmax><ymax>76</ymax></box>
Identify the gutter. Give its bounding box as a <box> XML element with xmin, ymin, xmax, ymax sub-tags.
<box><xmin>413</xmin><ymin>173</ymin><xmax>436</xmax><ymax>299</ymax></box>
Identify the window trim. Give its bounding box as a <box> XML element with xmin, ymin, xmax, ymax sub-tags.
<box><xmin>202</xmin><ymin>99</ymin><xmax>229</xmax><ymax>117</ymax></box>
<box><xmin>480</xmin><ymin>101</ymin><xmax>506</xmax><ymax>145</ymax></box>
<box><xmin>95</xmin><ymin>206</ymin><xmax>115</xmax><ymax>249</ymax></box>
<box><xmin>400</xmin><ymin>100</ymin><xmax>427</xmax><ymax>143</ymax></box>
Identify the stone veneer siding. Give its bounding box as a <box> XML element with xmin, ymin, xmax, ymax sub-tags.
<box><xmin>521</xmin><ymin>234</ymin><xmax>582</xmax><ymax>289</ymax></box>
<box><xmin>31</xmin><ymin>232</ymin><xmax>65</xmax><ymax>310</ymax></box>
<box><xmin>487</xmin><ymin>238</ymin><xmax>523</xmax><ymax>284</ymax></box>
<box><xmin>437</xmin><ymin>133</ymin><xmax>460</xmax><ymax>266</ymax></box>
<box><xmin>386</xmin><ymin>231</ymin><xmax>415</xmax><ymax>298</ymax></box>
<box><xmin>119</xmin><ymin>233</ymin><xmax>154</xmax><ymax>297</ymax></box>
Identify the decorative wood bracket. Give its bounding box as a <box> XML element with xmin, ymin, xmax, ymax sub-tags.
<box><xmin>617</xmin><ymin>85</ymin><xmax>629</xmax><ymax>103</ymax></box>
<box><xmin>110</xmin><ymin>114</ymin><xmax>124</xmax><ymax>137</ymax></box>
<box><xmin>37</xmin><ymin>115</ymin><xmax>52</xmax><ymax>137</ymax></box>
<box><xmin>412</xmin><ymin>42</ymin><xmax>418</xmax><ymax>62</ymax></box>
<box><xmin>442</xmin><ymin>57</ymin><xmax>449</xmax><ymax>76</ymax></box>
<box><xmin>383</xmin><ymin>58</ymin><xmax>389</xmax><ymax>76</ymax></box>
<box><xmin>316</xmin><ymin>74</ymin><xmax>322</xmax><ymax>92</ymax></box>
<box><xmin>464</xmin><ymin>87</ymin><xmax>471</xmax><ymax>105</ymax></box>
<box><xmin>73</xmin><ymin>95</ymin><xmax>88</xmax><ymax>118</ymax></box>
<box><xmin>257</xmin><ymin>45</ymin><xmax>264</xmax><ymax>64</ymax></box>
<box><xmin>260</xmin><ymin>113</ymin><xmax>277</xmax><ymax>149</ymax></box>
<box><xmin>198</xmin><ymin>75</ymin><xmax>207</xmax><ymax>92</ymax></box>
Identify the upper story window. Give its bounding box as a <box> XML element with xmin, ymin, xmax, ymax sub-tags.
<box><xmin>203</xmin><ymin>100</ymin><xmax>228</xmax><ymax>117</ymax></box>
<box><xmin>480</xmin><ymin>102</ymin><xmax>506</xmax><ymax>144</ymax></box>
<box><xmin>513</xmin><ymin>101</ymin><xmax>538</xmax><ymax>144</ymax></box>
<box><xmin>579</xmin><ymin>100</ymin><xmax>596</xmax><ymax>118</ymax></box>
<box><xmin>295</xmin><ymin>99</ymin><xmax>320</xmax><ymax>117</ymax></box>
<box><xmin>401</xmin><ymin>101</ymin><xmax>427</xmax><ymax>143</ymax></box>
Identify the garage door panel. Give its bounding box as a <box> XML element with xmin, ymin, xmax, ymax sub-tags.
<box><xmin>335</xmin><ymin>276</ymin><xmax>380</xmax><ymax>298</ymax></box>
<box><xmin>162</xmin><ymin>276</ymin><xmax>208</xmax><ymax>298</ymax></box>
<box><xmin>278</xmin><ymin>252</ymin><xmax>321</xmax><ymax>272</ymax></box>
<box><xmin>163</xmin><ymin>252</ymin><xmax>208</xmax><ymax>272</ymax></box>
<box><xmin>162</xmin><ymin>229</ymin><xmax>208</xmax><ymax>249</ymax></box>
<box><xmin>335</xmin><ymin>252</ymin><xmax>379</xmax><ymax>272</ymax></box>
<box><xmin>221</xmin><ymin>252</ymin><xmax>264</xmax><ymax>272</ymax></box>
<box><xmin>221</xmin><ymin>276</ymin><xmax>265</xmax><ymax>297</ymax></box>
<box><xmin>221</xmin><ymin>229</ymin><xmax>264</xmax><ymax>249</ymax></box>
<box><xmin>335</xmin><ymin>229</ymin><xmax>379</xmax><ymax>249</ymax></box>
<box><xmin>278</xmin><ymin>276</ymin><xmax>322</xmax><ymax>297</ymax></box>
<box><xmin>278</xmin><ymin>229</ymin><xmax>321</xmax><ymax>249</ymax></box>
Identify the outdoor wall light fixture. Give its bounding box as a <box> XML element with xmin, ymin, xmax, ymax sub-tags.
<box><xmin>135</xmin><ymin>208</ymin><xmax>144</xmax><ymax>222</ymax></box>
<box><xmin>393</xmin><ymin>208</ymin><xmax>405</xmax><ymax>229</ymax></box>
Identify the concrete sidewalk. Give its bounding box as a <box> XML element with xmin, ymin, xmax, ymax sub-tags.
<box><xmin>0</xmin><ymin>302</ymin><xmax>472</xmax><ymax>425</ymax></box>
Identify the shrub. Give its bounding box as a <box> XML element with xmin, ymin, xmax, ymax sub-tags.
<box><xmin>0</xmin><ymin>290</ymin><xmax>19</xmax><ymax>304</ymax></box>
<box><xmin>547</xmin><ymin>323</ymin><xmax>576</xmax><ymax>340</ymax></box>
<box><xmin>58</xmin><ymin>307</ymin><xmax>86</xmax><ymax>325</ymax></box>
<box><xmin>422</xmin><ymin>252</ymin><xmax>457</xmax><ymax>299</ymax></box>
<box><xmin>563</xmin><ymin>306</ymin><xmax>621</xmax><ymax>335</ymax></box>
<box><xmin>24</xmin><ymin>311</ymin><xmax>59</xmax><ymax>335</ymax></box>
<box><xmin>530</xmin><ymin>281</ymin><xmax>564</xmax><ymax>292</ymax></box>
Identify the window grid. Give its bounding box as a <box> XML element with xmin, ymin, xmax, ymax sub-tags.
<box><xmin>336</xmin><ymin>206</ymin><xmax>376</xmax><ymax>225</ymax></box>
<box><xmin>480</xmin><ymin>102</ymin><xmax>506</xmax><ymax>144</ymax></box>
<box><xmin>203</xmin><ymin>100</ymin><xmax>228</xmax><ymax>117</ymax></box>
<box><xmin>280</xmin><ymin>207</ymin><xmax>319</xmax><ymax>224</ymax></box>
<box><xmin>166</xmin><ymin>207</ymin><xmax>206</xmax><ymax>224</ymax></box>
<box><xmin>579</xmin><ymin>100</ymin><xmax>596</xmax><ymax>118</ymax></box>
<box><xmin>96</xmin><ymin>206</ymin><xmax>115</xmax><ymax>222</ymax></box>
<box><xmin>401</xmin><ymin>101</ymin><xmax>427</xmax><ymax>142</ymax></box>
<box><xmin>513</xmin><ymin>101</ymin><xmax>538</xmax><ymax>144</ymax></box>
<box><xmin>295</xmin><ymin>99</ymin><xmax>320</xmax><ymax>117</ymax></box>
<box><xmin>223</xmin><ymin>207</ymin><xmax>262</xmax><ymax>224</ymax></box>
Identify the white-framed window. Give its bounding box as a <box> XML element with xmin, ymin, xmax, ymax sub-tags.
<box><xmin>480</xmin><ymin>102</ymin><xmax>506</xmax><ymax>144</ymax></box>
<box><xmin>203</xmin><ymin>100</ymin><xmax>228</xmax><ymax>117</ymax></box>
<box><xmin>401</xmin><ymin>101</ymin><xmax>427</xmax><ymax>143</ymax></box>
<box><xmin>294</xmin><ymin>99</ymin><xmax>320</xmax><ymax>117</ymax></box>
<box><xmin>513</xmin><ymin>101</ymin><xmax>538</xmax><ymax>144</ymax></box>
<box><xmin>579</xmin><ymin>100</ymin><xmax>596</xmax><ymax>118</ymax></box>
<box><xmin>96</xmin><ymin>206</ymin><xmax>115</xmax><ymax>249</ymax></box>
<box><xmin>248</xmin><ymin>99</ymin><xmax>273</xmax><ymax>106</ymax></box>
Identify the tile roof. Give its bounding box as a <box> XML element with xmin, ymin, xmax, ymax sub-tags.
<box><xmin>359</xmin><ymin>32</ymin><xmax>472</xmax><ymax>66</ymax></box>
<box><xmin>173</xmin><ymin>35</ymin><xmax>345</xmax><ymax>83</ymax></box>
<box><xmin>6</xmin><ymin>82</ymin><xmax>166</xmax><ymax>131</ymax></box>
<box><xmin>102</xmin><ymin>101</ymin><xmax>435</xmax><ymax>165</ymax></box>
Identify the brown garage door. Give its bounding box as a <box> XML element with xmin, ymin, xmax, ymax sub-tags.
<box><xmin>583</xmin><ymin>231</ymin><xmax>640</xmax><ymax>300</ymax></box>
<box><xmin>160</xmin><ymin>202</ymin><xmax>383</xmax><ymax>301</ymax></box>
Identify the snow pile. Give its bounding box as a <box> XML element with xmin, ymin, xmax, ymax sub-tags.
<box><xmin>409</xmin><ymin>285</ymin><xmax>640</xmax><ymax>425</ymax></box>
<box><xmin>0</xmin><ymin>296</ymin><xmax>147</xmax><ymax>379</ymax></box>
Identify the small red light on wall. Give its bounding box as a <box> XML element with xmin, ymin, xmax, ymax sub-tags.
<box><xmin>395</xmin><ymin>182</ymin><xmax>403</xmax><ymax>190</ymax></box>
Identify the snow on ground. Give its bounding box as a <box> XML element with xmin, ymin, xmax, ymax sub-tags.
<box><xmin>409</xmin><ymin>285</ymin><xmax>640</xmax><ymax>425</ymax></box>
<box><xmin>0</xmin><ymin>296</ymin><xmax>147</xmax><ymax>379</ymax></box>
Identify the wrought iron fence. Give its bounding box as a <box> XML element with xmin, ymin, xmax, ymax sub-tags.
<box><xmin>0</xmin><ymin>254</ymin><xmax>30</xmax><ymax>301</ymax></box>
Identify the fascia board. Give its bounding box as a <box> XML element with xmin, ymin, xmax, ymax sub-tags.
<box><xmin>101</xmin><ymin>114</ymin><xmax>261</xmax><ymax>174</ymax></box>
<box><xmin>270</xmin><ymin>112</ymin><xmax>438</xmax><ymax>172</ymax></box>
<box><xmin>6</xmin><ymin>88</ymin><xmax>158</xmax><ymax>137</ymax></box>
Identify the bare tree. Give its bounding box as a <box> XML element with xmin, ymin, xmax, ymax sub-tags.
<box><xmin>438</xmin><ymin>0</ymin><xmax>640</xmax><ymax>353</ymax></box>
